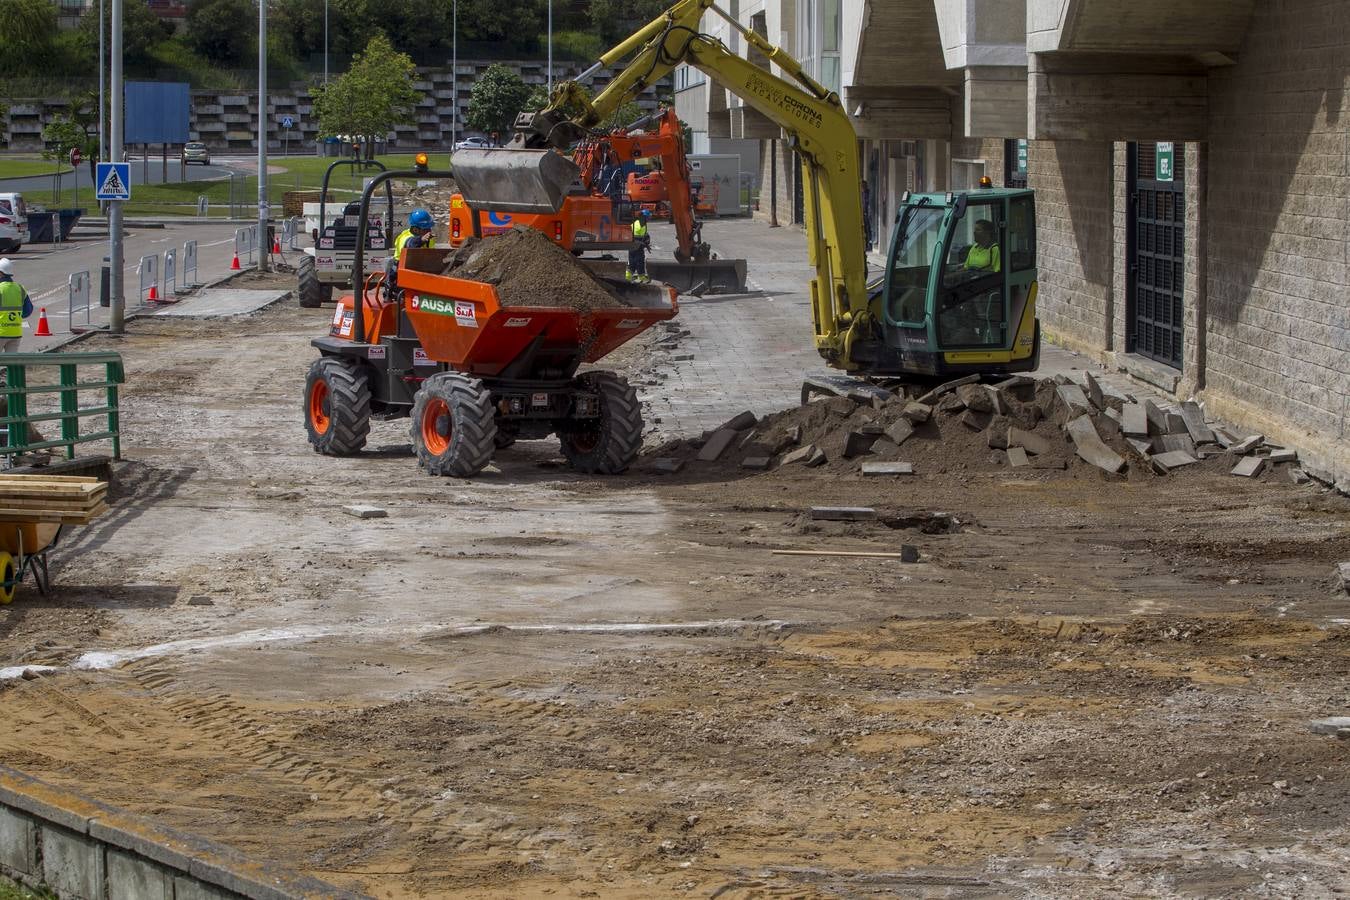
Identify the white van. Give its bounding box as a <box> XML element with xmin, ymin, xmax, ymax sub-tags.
<box><xmin>0</xmin><ymin>194</ymin><xmax>28</xmax><ymax>253</ymax></box>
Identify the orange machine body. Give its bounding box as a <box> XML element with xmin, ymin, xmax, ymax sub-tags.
<box><xmin>447</xmin><ymin>193</ymin><xmax>634</xmax><ymax>252</ymax></box>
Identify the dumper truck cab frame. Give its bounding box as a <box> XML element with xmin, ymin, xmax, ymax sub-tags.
<box><xmin>297</xmin><ymin>158</ymin><xmax>397</xmax><ymax>308</ymax></box>
<box><xmin>304</xmin><ymin>167</ymin><xmax>678</xmax><ymax>478</ymax></box>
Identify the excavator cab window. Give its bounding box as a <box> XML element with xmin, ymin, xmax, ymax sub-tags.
<box><xmin>885</xmin><ymin>201</ymin><xmax>944</xmax><ymax>326</ymax></box>
<box><xmin>936</xmin><ymin>200</ymin><xmax>1008</xmax><ymax>349</ymax></box>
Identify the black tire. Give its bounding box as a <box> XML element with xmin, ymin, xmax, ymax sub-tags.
<box><xmin>494</xmin><ymin>424</ymin><xmax>518</xmax><ymax>450</ymax></box>
<box><xmin>297</xmin><ymin>257</ymin><xmax>331</xmax><ymax>308</ymax></box>
<box><xmin>410</xmin><ymin>372</ymin><xmax>497</xmax><ymax>477</ymax></box>
<box><xmin>305</xmin><ymin>357</ymin><xmax>370</xmax><ymax>455</ymax></box>
<box><xmin>558</xmin><ymin>372</ymin><xmax>642</xmax><ymax>474</ymax></box>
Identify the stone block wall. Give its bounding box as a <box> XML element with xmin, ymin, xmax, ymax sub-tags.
<box><xmin>1027</xmin><ymin>138</ymin><xmax>1115</xmax><ymax>351</ymax></box>
<box><xmin>754</xmin><ymin>139</ymin><xmax>800</xmax><ymax>227</ymax></box>
<box><xmin>1203</xmin><ymin>0</ymin><xmax>1348</xmax><ymax>455</ymax></box>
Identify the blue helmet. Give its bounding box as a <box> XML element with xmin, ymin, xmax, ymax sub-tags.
<box><xmin>408</xmin><ymin>208</ymin><xmax>433</xmax><ymax>230</ymax></box>
<box><xmin>640</xmin><ymin>208</ymin><xmax>652</xmax><ymax>218</ymax></box>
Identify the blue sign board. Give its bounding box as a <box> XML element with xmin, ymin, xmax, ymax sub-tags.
<box><xmin>96</xmin><ymin>163</ymin><xmax>131</xmax><ymax>201</ymax></box>
<box><xmin>282</xmin><ymin>116</ymin><xmax>295</xmax><ymax>129</ymax></box>
<box><xmin>125</xmin><ymin>82</ymin><xmax>191</xmax><ymax>145</ymax></box>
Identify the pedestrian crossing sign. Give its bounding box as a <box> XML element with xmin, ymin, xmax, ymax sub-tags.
<box><xmin>95</xmin><ymin>162</ymin><xmax>131</xmax><ymax>200</ymax></box>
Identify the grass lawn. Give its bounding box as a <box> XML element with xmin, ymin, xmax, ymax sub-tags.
<box><xmin>0</xmin><ymin>876</ymin><xmax>52</xmax><ymax>900</ymax></box>
<box><xmin>17</xmin><ymin>153</ymin><xmax>452</xmax><ymax>217</ymax></box>
<box><xmin>0</xmin><ymin>156</ymin><xmax>72</xmax><ymax>179</ymax></box>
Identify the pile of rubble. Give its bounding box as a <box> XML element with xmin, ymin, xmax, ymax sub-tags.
<box><xmin>645</xmin><ymin>371</ymin><xmax>1307</xmax><ymax>484</ymax></box>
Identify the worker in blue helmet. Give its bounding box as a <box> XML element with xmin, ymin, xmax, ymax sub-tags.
<box><xmin>386</xmin><ymin>208</ymin><xmax>436</xmax><ymax>297</ymax></box>
<box><xmin>627</xmin><ymin>208</ymin><xmax>652</xmax><ymax>284</ymax></box>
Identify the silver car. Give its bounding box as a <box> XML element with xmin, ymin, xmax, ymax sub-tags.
<box><xmin>181</xmin><ymin>141</ymin><xmax>211</xmax><ymax>165</ymax></box>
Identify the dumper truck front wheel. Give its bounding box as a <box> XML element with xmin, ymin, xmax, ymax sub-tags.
<box><xmin>558</xmin><ymin>372</ymin><xmax>642</xmax><ymax>475</ymax></box>
<box><xmin>411</xmin><ymin>373</ymin><xmax>497</xmax><ymax>477</ymax></box>
<box><xmin>297</xmin><ymin>257</ymin><xmax>332</xmax><ymax>308</ymax></box>
<box><xmin>305</xmin><ymin>357</ymin><xmax>371</xmax><ymax>455</ymax></box>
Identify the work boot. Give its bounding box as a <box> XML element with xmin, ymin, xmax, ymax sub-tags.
<box><xmin>625</xmin><ymin>268</ymin><xmax>634</xmax><ymax>282</ymax></box>
<box><xmin>640</xmin><ymin>275</ymin><xmax>651</xmax><ymax>284</ymax></box>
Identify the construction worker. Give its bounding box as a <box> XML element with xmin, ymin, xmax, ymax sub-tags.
<box><xmin>964</xmin><ymin>219</ymin><xmax>1001</xmax><ymax>273</ymax></box>
<box><xmin>627</xmin><ymin>209</ymin><xmax>652</xmax><ymax>284</ymax></box>
<box><xmin>386</xmin><ymin>209</ymin><xmax>436</xmax><ymax>295</ymax></box>
<box><xmin>0</xmin><ymin>258</ymin><xmax>32</xmax><ymax>353</ymax></box>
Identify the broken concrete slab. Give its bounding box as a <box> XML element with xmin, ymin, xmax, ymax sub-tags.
<box><xmin>697</xmin><ymin>428</ymin><xmax>739</xmax><ymax>461</ymax></box>
<box><xmin>1231</xmin><ymin>456</ymin><xmax>1266</xmax><ymax>478</ymax></box>
<box><xmin>960</xmin><ymin>410</ymin><xmax>993</xmax><ymax>431</ymax></box>
<box><xmin>994</xmin><ymin>375</ymin><xmax>1034</xmax><ymax>391</ymax></box>
<box><xmin>1066</xmin><ymin>415</ymin><xmax>1127</xmax><ymax>474</ymax></box>
<box><xmin>899</xmin><ymin>401</ymin><xmax>933</xmax><ymax>423</ymax></box>
<box><xmin>719</xmin><ymin>410</ymin><xmax>758</xmax><ymax>432</ymax></box>
<box><xmin>1230</xmin><ymin>434</ymin><xmax>1264</xmax><ymax>455</ymax></box>
<box><xmin>1094</xmin><ymin>414</ymin><xmax>1123</xmax><ymax>442</ymax></box>
<box><xmin>1083</xmin><ymin>371</ymin><xmax>1105</xmax><ymax>410</ymax></box>
<box><xmin>1127</xmin><ymin>438</ymin><xmax>1153</xmax><ymax>458</ymax></box>
<box><xmin>916</xmin><ymin>374</ymin><xmax>980</xmax><ymax>406</ymax></box>
<box><xmin>858</xmin><ymin>423</ymin><xmax>886</xmax><ymax>436</ymax></box>
<box><xmin>1157</xmin><ymin>434</ymin><xmax>1198</xmax><ymax>456</ymax></box>
<box><xmin>810</xmin><ymin>507</ymin><xmax>877</xmax><ymax>522</ymax></box>
<box><xmin>843</xmin><ymin>431</ymin><xmax>880</xmax><ymax>459</ymax></box>
<box><xmin>1006</xmin><ymin>447</ymin><xmax>1031</xmax><ymax>468</ymax></box>
<box><xmin>1211</xmin><ymin>425</ymin><xmax>1236</xmax><ymax>448</ymax></box>
<box><xmin>782</xmin><ymin>444</ymin><xmax>826</xmax><ymax>467</ymax></box>
<box><xmin>1104</xmin><ymin>407</ymin><xmax>1123</xmax><ymax>425</ymax></box>
<box><xmin>648</xmin><ymin>458</ymin><xmax>685</xmax><ymax>475</ymax></box>
<box><xmin>1144</xmin><ymin>400</ymin><xmax>1170</xmax><ymax>436</ymax></box>
<box><xmin>861</xmin><ymin>462</ymin><xmax>915</xmax><ymax>476</ymax></box>
<box><xmin>1179</xmin><ymin>401</ymin><xmax>1216</xmax><ymax>444</ymax></box>
<box><xmin>884</xmin><ymin>419</ymin><xmax>915</xmax><ymax>447</ymax></box>
<box><xmin>1165</xmin><ymin>411</ymin><xmax>1188</xmax><ymax>435</ymax></box>
<box><xmin>1267</xmin><ymin>448</ymin><xmax>1299</xmax><ymax>464</ymax></box>
<box><xmin>741</xmin><ymin>456</ymin><xmax>772</xmax><ymax>471</ymax></box>
<box><xmin>1122</xmin><ymin>403</ymin><xmax>1149</xmax><ymax>437</ymax></box>
<box><xmin>1151</xmin><ymin>450</ymin><xmax>1199</xmax><ymax>473</ymax></box>
<box><xmin>986</xmin><ymin>417</ymin><xmax>1013</xmax><ymax>450</ymax></box>
<box><xmin>1007</xmin><ymin>427</ymin><xmax>1052</xmax><ymax>456</ymax></box>
<box><xmin>956</xmin><ymin>383</ymin><xmax>994</xmax><ymax>413</ymax></box>
<box><xmin>342</xmin><ymin>505</ymin><xmax>387</xmax><ymax>520</ymax></box>
<box><xmin>1309</xmin><ymin>716</ymin><xmax>1350</xmax><ymax>735</ymax></box>
<box><xmin>935</xmin><ymin>393</ymin><xmax>966</xmax><ymax>415</ymax></box>
<box><xmin>1056</xmin><ymin>384</ymin><xmax>1092</xmax><ymax>415</ymax></box>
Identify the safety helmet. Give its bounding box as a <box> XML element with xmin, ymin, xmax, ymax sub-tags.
<box><xmin>0</xmin><ymin>259</ymin><xmax>13</xmax><ymax>275</ymax></box>
<box><xmin>409</xmin><ymin>208</ymin><xmax>433</xmax><ymax>230</ymax></box>
<box><xmin>640</xmin><ymin>209</ymin><xmax>651</xmax><ymax>218</ymax></box>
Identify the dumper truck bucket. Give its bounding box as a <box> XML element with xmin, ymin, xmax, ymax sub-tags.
<box><xmin>450</xmin><ymin>148</ymin><xmax>581</xmax><ymax>214</ymax></box>
<box><xmin>582</xmin><ymin>257</ymin><xmax>749</xmax><ymax>295</ymax></box>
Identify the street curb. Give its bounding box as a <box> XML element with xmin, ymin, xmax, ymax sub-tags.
<box><xmin>0</xmin><ymin>764</ymin><xmax>368</xmax><ymax>899</ymax></box>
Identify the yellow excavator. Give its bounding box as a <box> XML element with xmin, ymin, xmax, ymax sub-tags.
<box><xmin>451</xmin><ymin>0</ymin><xmax>1039</xmax><ymax>379</ymax></box>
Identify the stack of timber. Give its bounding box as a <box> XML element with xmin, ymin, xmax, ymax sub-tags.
<box><xmin>0</xmin><ymin>475</ymin><xmax>109</xmax><ymax>524</ymax></box>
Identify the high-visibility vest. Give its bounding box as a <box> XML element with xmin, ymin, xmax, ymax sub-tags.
<box><xmin>965</xmin><ymin>243</ymin><xmax>1000</xmax><ymax>273</ymax></box>
<box><xmin>632</xmin><ymin>219</ymin><xmax>648</xmax><ymax>240</ymax></box>
<box><xmin>394</xmin><ymin>229</ymin><xmax>435</xmax><ymax>256</ymax></box>
<box><xmin>0</xmin><ymin>282</ymin><xmax>24</xmax><ymax>338</ymax></box>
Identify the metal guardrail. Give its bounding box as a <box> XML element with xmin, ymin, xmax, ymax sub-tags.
<box><xmin>67</xmin><ymin>271</ymin><xmax>91</xmax><ymax>332</ymax></box>
<box><xmin>137</xmin><ymin>254</ymin><xmax>159</xmax><ymax>305</ymax></box>
<box><xmin>0</xmin><ymin>351</ymin><xmax>124</xmax><ymax>462</ymax></box>
<box><xmin>163</xmin><ymin>247</ymin><xmax>177</xmax><ymax>296</ymax></box>
<box><xmin>182</xmin><ymin>239</ymin><xmax>198</xmax><ymax>288</ymax></box>
<box><xmin>234</xmin><ymin>225</ymin><xmax>259</xmax><ymax>265</ymax></box>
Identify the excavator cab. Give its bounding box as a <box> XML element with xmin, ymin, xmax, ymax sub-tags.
<box><xmin>873</xmin><ymin>185</ymin><xmax>1039</xmax><ymax>376</ymax></box>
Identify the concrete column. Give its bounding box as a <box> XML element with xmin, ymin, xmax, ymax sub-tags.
<box><xmin>1178</xmin><ymin>140</ymin><xmax>1208</xmax><ymax>397</ymax></box>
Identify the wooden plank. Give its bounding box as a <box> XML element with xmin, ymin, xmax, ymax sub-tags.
<box><xmin>771</xmin><ymin>549</ymin><xmax>909</xmax><ymax>559</ymax></box>
<box><xmin>0</xmin><ymin>504</ymin><xmax>106</xmax><ymax>525</ymax></box>
<box><xmin>0</xmin><ymin>474</ymin><xmax>102</xmax><ymax>484</ymax></box>
<box><xmin>0</xmin><ymin>497</ymin><xmax>104</xmax><ymax>512</ymax></box>
<box><xmin>0</xmin><ymin>483</ymin><xmax>106</xmax><ymax>497</ymax></box>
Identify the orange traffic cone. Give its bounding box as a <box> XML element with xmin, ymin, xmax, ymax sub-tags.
<box><xmin>148</xmin><ymin>283</ymin><xmax>159</xmax><ymax>301</ymax></box>
<box><xmin>230</xmin><ymin>253</ymin><xmax>241</xmax><ymax>270</ymax></box>
<box><xmin>35</xmin><ymin>308</ymin><xmax>52</xmax><ymax>337</ymax></box>
<box><xmin>272</xmin><ymin>237</ymin><xmax>281</xmax><ymax>254</ymax></box>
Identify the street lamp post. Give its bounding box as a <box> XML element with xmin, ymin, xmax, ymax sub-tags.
<box><xmin>324</xmin><ymin>0</ymin><xmax>329</xmax><ymax>84</ymax></box>
<box><xmin>547</xmin><ymin>0</ymin><xmax>553</xmax><ymax>92</ymax></box>
<box><xmin>451</xmin><ymin>0</ymin><xmax>457</xmax><ymax>150</ymax></box>
<box><xmin>257</xmin><ymin>0</ymin><xmax>269</xmax><ymax>272</ymax></box>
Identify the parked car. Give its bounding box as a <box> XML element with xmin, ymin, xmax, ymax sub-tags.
<box><xmin>454</xmin><ymin>136</ymin><xmax>493</xmax><ymax>151</ymax></box>
<box><xmin>0</xmin><ymin>194</ymin><xmax>29</xmax><ymax>253</ymax></box>
<box><xmin>181</xmin><ymin>141</ymin><xmax>211</xmax><ymax>165</ymax></box>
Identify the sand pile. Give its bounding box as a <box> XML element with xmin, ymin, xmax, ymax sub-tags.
<box><xmin>644</xmin><ymin>372</ymin><xmax>1308</xmax><ymax>485</ymax></box>
<box><xmin>442</xmin><ymin>226</ymin><xmax>627</xmax><ymax>311</ymax></box>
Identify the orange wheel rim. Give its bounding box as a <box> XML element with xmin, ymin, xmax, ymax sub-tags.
<box><xmin>421</xmin><ymin>398</ymin><xmax>452</xmax><ymax>455</ymax></box>
<box><xmin>309</xmin><ymin>380</ymin><xmax>330</xmax><ymax>434</ymax></box>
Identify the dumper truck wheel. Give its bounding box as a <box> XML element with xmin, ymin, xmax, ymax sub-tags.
<box><xmin>0</xmin><ymin>551</ymin><xmax>15</xmax><ymax>604</ymax></box>
<box><xmin>297</xmin><ymin>257</ymin><xmax>331</xmax><ymax>308</ymax></box>
<box><xmin>411</xmin><ymin>372</ymin><xmax>497</xmax><ymax>477</ymax></box>
<box><xmin>558</xmin><ymin>372</ymin><xmax>642</xmax><ymax>475</ymax></box>
<box><xmin>305</xmin><ymin>357</ymin><xmax>370</xmax><ymax>455</ymax></box>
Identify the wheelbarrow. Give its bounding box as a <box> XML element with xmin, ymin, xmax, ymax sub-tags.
<box><xmin>0</xmin><ymin>520</ymin><xmax>62</xmax><ymax>603</ymax></box>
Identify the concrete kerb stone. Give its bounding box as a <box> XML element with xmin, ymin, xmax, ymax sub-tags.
<box><xmin>1066</xmin><ymin>415</ymin><xmax>1127</xmax><ymax>474</ymax></box>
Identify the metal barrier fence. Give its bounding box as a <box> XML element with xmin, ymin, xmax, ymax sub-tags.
<box><xmin>67</xmin><ymin>271</ymin><xmax>91</xmax><ymax>333</ymax></box>
<box><xmin>234</xmin><ymin>225</ymin><xmax>259</xmax><ymax>265</ymax></box>
<box><xmin>281</xmin><ymin>216</ymin><xmax>302</xmax><ymax>250</ymax></box>
<box><xmin>163</xmin><ymin>248</ymin><xmax>177</xmax><ymax>296</ymax></box>
<box><xmin>137</xmin><ymin>254</ymin><xmax>159</xmax><ymax>305</ymax></box>
<box><xmin>0</xmin><ymin>351</ymin><xmax>124</xmax><ymax>461</ymax></box>
<box><xmin>181</xmin><ymin>240</ymin><xmax>198</xmax><ymax>289</ymax></box>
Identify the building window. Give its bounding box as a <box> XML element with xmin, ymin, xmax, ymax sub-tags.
<box><xmin>951</xmin><ymin>159</ymin><xmax>987</xmax><ymax>191</ymax></box>
<box><xmin>797</xmin><ymin>0</ymin><xmax>842</xmax><ymax>93</ymax></box>
<box><xmin>1008</xmin><ymin>195</ymin><xmax>1035</xmax><ymax>271</ymax></box>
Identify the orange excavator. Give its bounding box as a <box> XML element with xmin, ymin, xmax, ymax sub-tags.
<box><xmin>449</xmin><ymin>108</ymin><xmax>746</xmax><ymax>293</ymax></box>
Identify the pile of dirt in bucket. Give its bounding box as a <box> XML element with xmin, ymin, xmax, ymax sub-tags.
<box><xmin>442</xmin><ymin>226</ymin><xmax>627</xmax><ymax>311</ymax></box>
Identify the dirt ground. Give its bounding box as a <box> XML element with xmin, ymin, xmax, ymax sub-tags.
<box><xmin>1</xmin><ymin>298</ymin><xmax>1348</xmax><ymax>898</ymax></box>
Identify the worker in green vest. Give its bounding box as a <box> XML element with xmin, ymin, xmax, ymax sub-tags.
<box><xmin>0</xmin><ymin>258</ymin><xmax>33</xmax><ymax>352</ymax></box>
<box><xmin>964</xmin><ymin>219</ymin><xmax>1001</xmax><ymax>273</ymax></box>
<box><xmin>627</xmin><ymin>209</ymin><xmax>652</xmax><ymax>284</ymax></box>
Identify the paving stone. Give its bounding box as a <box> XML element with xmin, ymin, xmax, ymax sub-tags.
<box><xmin>1156</xmin><ymin>434</ymin><xmax>1198</xmax><ymax>456</ymax></box>
<box><xmin>1083</xmin><ymin>371</ymin><xmax>1105</xmax><ymax>409</ymax></box>
<box><xmin>648</xmin><ymin>458</ymin><xmax>685</xmax><ymax>475</ymax></box>
<box><xmin>843</xmin><ymin>430</ymin><xmax>879</xmax><ymax>458</ymax></box>
<box><xmin>1104</xmin><ymin>407</ymin><xmax>1122</xmax><ymax>424</ymax></box>
<box><xmin>1165</xmin><ymin>411</ymin><xmax>1188</xmax><ymax>435</ymax></box>
<box><xmin>783</xmin><ymin>444</ymin><xmax>826</xmax><ymax>467</ymax></box>
<box><xmin>1151</xmin><ymin>450</ymin><xmax>1199</xmax><ymax>473</ymax></box>
<box><xmin>1007</xmin><ymin>427</ymin><xmax>1052</xmax><ymax>456</ymax></box>
<box><xmin>986</xmin><ymin>416</ymin><xmax>1013</xmax><ymax>449</ymax></box>
<box><xmin>1310</xmin><ymin>716</ymin><xmax>1350</xmax><ymax>735</ymax></box>
<box><xmin>984</xmin><ymin>386</ymin><xmax>1009</xmax><ymax>415</ymax></box>
<box><xmin>1066</xmin><ymin>415</ymin><xmax>1127</xmax><ymax>474</ymax></box>
<box><xmin>1179</xmin><ymin>401</ymin><xmax>1216</xmax><ymax>444</ymax></box>
<box><xmin>1211</xmin><ymin>425</ymin><xmax>1237</xmax><ymax>448</ymax></box>
<box><xmin>741</xmin><ymin>456</ymin><xmax>772</xmax><ymax>471</ymax></box>
<box><xmin>994</xmin><ymin>375</ymin><xmax>1034</xmax><ymax>390</ymax></box>
<box><xmin>810</xmin><ymin>507</ymin><xmax>877</xmax><ymax>521</ymax></box>
<box><xmin>884</xmin><ymin>419</ymin><xmax>915</xmax><ymax>447</ymax></box>
<box><xmin>1289</xmin><ymin>468</ymin><xmax>1311</xmax><ymax>485</ymax></box>
<box><xmin>960</xmin><ymin>410</ymin><xmax>993</xmax><ymax>431</ymax></box>
<box><xmin>718</xmin><ymin>410</ymin><xmax>758</xmax><ymax>432</ymax></box>
<box><xmin>861</xmin><ymin>462</ymin><xmax>915</xmax><ymax>476</ymax></box>
<box><xmin>697</xmin><ymin>428</ymin><xmax>739</xmax><ymax>461</ymax></box>
<box><xmin>1230</xmin><ymin>434</ymin><xmax>1264</xmax><ymax>455</ymax></box>
<box><xmin>1144</xmin><ymin>400</ymin><xmax>1170</xmax><ymax>436</ymax></box>
<box><xmin>1127</xmin><ymin>438</ymin><xmax>1153</xmax><ymax>457</ymax></box>
<box><xmin>858</xmin><ymin>423</ymin><xmax>886</xmax><ymax>436</ymax></box>
<box><xmin>1122</xmin><ymin>403</ymin><xmax>1149</xmax><ymax>437</ymax></box>
<box><xmin>935</xmin><ymin>392</ymin><xmax>966</xmax><ymax>414</ymax></box>
<box><xmin>1056</xmin><ymin>384</ymin><xmax>1092</xmax><ymax>415</ymax></box>
<box><xmin>1093</xmin><ymin>413</ymin><xmax>1122</xmax><ymax>442</ymax></box>
<box><xmin>1006</xmin><ymin>447</ymin><xmax>1031</xmax><ymax>468</ymax></box>
<box><xmin>900</xmin><ymin>401</ymin><xmax>933</xmax><ymax>423</ymax></box>
<box><xmin>1231</xmin><ymin>456</ymin><xmax>1266</xmax><ymax>478</ymax></box>
<box><xmin>1267</xmin><ymin>448</ymin><xmax>1298</xmax><ymax>464</ymax></box>
<box><xmin>824</xmin><ymin>396</ymin><xmax>858</xmax><ymax>417</ymax></box>
<box><xmin>899</xmin><ymin>545</ymin><xmax>920</xmax><ymax>563</ymax></box>
<box><xmin>916</xmin><ymin>374</ymin><xmax>979</xmax><ymax>406</ymax></box>
<box><xmin>956</xmin><ymin>383</ymin><xmax>994</xmax><ymax>413</ymax></box>
<box><xmin>342</xmin><ymin>505</ymin><xmax>387</xmax><ymax>519</ymax></box>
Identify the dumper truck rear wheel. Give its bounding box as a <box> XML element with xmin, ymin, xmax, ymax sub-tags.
<box><xmin>297</xmin><ymin>257</ymin><xmax>331</xmax><ymax>308</ymax></box>
<box><xmin>411</xmin><ymin>373</ymin><xmax>497</xmax><ymax>477</ymax></box>
<box><xmin>558</xmin><ymin>372</ymin><xmax>642</xmax><ymax>475</ymax></box>
<box><xmin>305</xmin><ymin>357</ymin><xmax>370</xmax><ymax>455</ymax></box>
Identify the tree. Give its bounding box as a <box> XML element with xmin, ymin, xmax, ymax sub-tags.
<box><xmin>185</xmin><ymin>0</ymin><xmax>255</xmax><ymax>65</ymax></box>
<box><xmin>77</xmin><ymin>0</ymin><xmax>171</xmax><ymax>70</ymax></box>
<box><xmin>311</xmin><ymin>34</ymin><xmax>422</xmax><ymax>156</ymax></box>
<box><xmin>0</xmin><ymin>0</ymin><xmax>57</xmax><ymax>76</ymax></box>
<box><xmin>466</xmin><ymin>65</ymin><xmax>532</xmax><ymax>139</ymax></box>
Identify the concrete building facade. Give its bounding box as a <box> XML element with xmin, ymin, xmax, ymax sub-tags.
<box><xmin>673</xmin><ymin>0</ymin><xmax>1348</xmax><ymax>486</ymax></box>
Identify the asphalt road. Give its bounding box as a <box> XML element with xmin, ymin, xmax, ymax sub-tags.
<box><xmin>2</xmin><ymin>219</ymin><xmax>283</xmax><ymax>351</ymax></box>
<box><xmin>0</xmin><ymin>160</ymin><xmax>235</xmax><ymax>194</ymax></box>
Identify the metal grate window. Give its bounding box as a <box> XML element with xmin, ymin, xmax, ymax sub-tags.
<box><xmin>1127</xmin><ymin>142</ymin><xmax>1185</xmax><ymax>369</ymax></box>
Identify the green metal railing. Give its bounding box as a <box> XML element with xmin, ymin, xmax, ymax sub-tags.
<box><xmin>1</xmin><ymin>352</ymin><xmax>124</xmax><ymax>461</ymax></box>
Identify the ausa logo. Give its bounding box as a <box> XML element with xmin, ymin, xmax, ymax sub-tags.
<box><xmin>411</xmin><ymin>295</ymin><xmax>459</xmax><ymax>316</ymax></box>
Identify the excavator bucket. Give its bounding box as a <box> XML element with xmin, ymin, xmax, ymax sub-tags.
<box><xmin>582</xmin><ymin>257</ymin><xmax>749</xmax><ymax>295</ymax></box>
<box><xmin>450</xmin><ymin>148</ymin><xmax>581</xmax><ymax>214</ymax></box>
